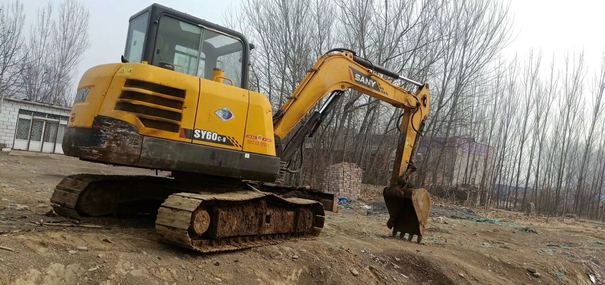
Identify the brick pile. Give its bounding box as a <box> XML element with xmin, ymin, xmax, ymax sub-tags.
<box><xmin>358</xmin><ymin>184</ymin><xmax>384</xmax><ymax>202</ymax></box>
<box><xmin>322</xmin><ymin>162</ymin><xmax>363</xmax><ymax>200</ymax></box>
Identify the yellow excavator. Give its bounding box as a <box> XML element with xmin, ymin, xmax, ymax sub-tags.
<box><xmin>51</xmin><ymin>4</ymin><xmax>432</xmax><ymax>252</ymax></box>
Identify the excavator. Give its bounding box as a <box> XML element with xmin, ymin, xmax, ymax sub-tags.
<box><xmin>51</xmin><ymin>4</ymin><xmax>432</xmax><ymax>253</ymax></box>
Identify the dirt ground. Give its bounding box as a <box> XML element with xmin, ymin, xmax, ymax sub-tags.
<box><xmin>0</xmin><ymin>151</ymin><xmax>604</xmax><ymax>285</ymax></box>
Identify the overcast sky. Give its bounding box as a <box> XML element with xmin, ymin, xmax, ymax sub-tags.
<box><xmin>8</xmin><ymin>0</ymin><xmax>605</xmax><ymax>88</ymax></box>
<box><xmin>14</xmin><ymin>0</ymin><xmax>240</xmax><ymax>85</ymax></box>
<box><xmin>505</xmin><ymin>0</ymin><xmax>605</xmax><ymax>73</ymax></box>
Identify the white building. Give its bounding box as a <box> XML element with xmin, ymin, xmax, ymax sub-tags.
<box><xmin>0</xmin><ymin>97</ymin><xmax>71</xmax><ymax>154</ymax></box>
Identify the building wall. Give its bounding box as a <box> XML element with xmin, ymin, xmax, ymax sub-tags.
<box><xmin>417</xmin><ymin>136</ymin><xmax>494</xmax><ymax>187</ymax></box>
<box><xmin>451</xmin><ymin>138</ymin><xmax>495</xmax><ymax>186</ymax></box>
<box><xmin>0</xmin><ymin>98</ymin><xmax>70</xmax><ymax>149</ymax></box>
<box><xmin>0</xmin><ymin>100</ymin><xmax>19</xmax><ymax>147</ymax></box>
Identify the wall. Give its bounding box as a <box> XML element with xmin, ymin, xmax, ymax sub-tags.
<box><xmin>417</xmin><ymin>136</ymin><xmax>494</xmax><ymax>187</ymax></box>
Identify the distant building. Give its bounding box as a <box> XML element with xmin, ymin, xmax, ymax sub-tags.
<box><xmin>416</xmin><ymin>136</ymin><xmax>494</xmax><ymax>187</ymax></box>
<box><xmin>0</xmin><ymin>98</ymin><xmax>70</xmax><ymax>154</ymax></box>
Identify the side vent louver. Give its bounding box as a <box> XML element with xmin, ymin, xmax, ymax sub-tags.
<box><xmin>115</xmin><ymin>79</ymin><xmax>186</xmax><ymax>132</ymax></box>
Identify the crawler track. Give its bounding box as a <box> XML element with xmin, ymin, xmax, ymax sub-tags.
<box><xmin>50</xmin><ymin>174</ymin><xmax>325</xmax><ymax>252</ymax></box>
<box><xmin>155</xmin><ymin>192</ymin><xmax>323</xmax><ymax>253</ymax></box>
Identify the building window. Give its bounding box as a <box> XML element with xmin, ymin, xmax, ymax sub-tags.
<box><xmin>30</xmin><ymin>120</ymin><xmax>44</xmax><ymax>142</ymax></box>
<box><xmin>57</xmin><ymin>125</ymin><xmax>66</xmax><ymax>143</ymax></box>
<box><xmin>15</xmin><ymin>118</ymin><xmax>31</xmax><ymax>140</ymax></box>
<box><xmin>43</xmin><ymin>121</ymin><xmax>59</xmax><ymax>143</ymax></box>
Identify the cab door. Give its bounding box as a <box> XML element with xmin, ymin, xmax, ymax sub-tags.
<box><xmin>191</xmin><ymin>78</ymin><xmax>248</xmax><ymax>150</ymax></box>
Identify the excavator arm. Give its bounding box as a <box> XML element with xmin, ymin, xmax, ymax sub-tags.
<box><xmin>272</xmin><ymin>49</ymin><xmax>432</xmax><ymax>242</ymax></box>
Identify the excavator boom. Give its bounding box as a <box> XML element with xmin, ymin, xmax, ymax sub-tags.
<box><xmin>272</xmin><ymin>49</ymin><xmax>432</xmax><ymax>242</ymax></box>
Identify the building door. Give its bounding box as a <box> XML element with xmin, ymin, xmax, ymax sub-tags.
<box><xmin>13</xmin><ymin>116</ymin><xmax>31</xmax><ymax>150</ymax></box>
<box><xmin>27</xmin><ymin>118</ymin><xmax>45</xmax><ymax>151</ymax></box>
<box><xmin>41</xmin><ymin>120</ymin><xmax>60</xmax><ymax>152</ymax></box>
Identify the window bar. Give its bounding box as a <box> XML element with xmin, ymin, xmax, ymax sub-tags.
<box><xmin>25</xmin><ymin>115</ymin><xmax>34</xmax><ymax>151</ymax></box>
<box><xmin>39</xmin><ymin>120</ymin><xmax>47</xmax><ymax>152</ymax></box>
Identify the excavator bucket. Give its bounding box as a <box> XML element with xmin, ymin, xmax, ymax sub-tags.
<box><xmin>383</xmin><ymin>186</ymin><xmax>431</xmax><ymax>243</ymax></box>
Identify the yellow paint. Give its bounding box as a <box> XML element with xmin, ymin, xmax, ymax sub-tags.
<box><xmin>116</xmin><ymin>66</ymin><xmax>134</xmax><ymax>75</ymax></box>
<box><xmin>68</xmin><ymin>50</ymin><xmax>430</xmax><ymax>181</ymax></box>
<box><xmin>211</xmin><ymin>68</ymin><xmax>227</xmax><ymax>84</ymax></box>
<box><xmin>69</xmin><ymin>64</ymin><xmax>122</xmax><ymax>128</ymax></box>
<box><xmin>98</xmin><ymin>63</ymin><xmax>199</xmax><ymax>143</ymax></box>
<box><xmin>191</xmin><ymin>78</ymin><xmax>249</xmax><ymax>150</ymax></box>
<box><xmin>243</xmin><ymin>91</ymin><xmax>276</xmax><ymax>156</ymax></box>
<box><xmin>68</xmin><ymin>62</ymin><xmax>277</xmax><ymax>155</ymax></box>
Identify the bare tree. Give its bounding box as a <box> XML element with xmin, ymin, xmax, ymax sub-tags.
<box><xmin>419</xmin><ymin>0</ymin><xmax>511</xmax><ymax>187</ymax></box>
<box><xmin>531</xmin><ymin>60</ymin><xmax>556</xmax><ymax>214</ymax></box>
<box><xmin>232</xmin><ymin>0</ymin><xmax>321</xmax><ymax>108</ymax></box>
<box><xmin>20</xmin><ymin>3</ymin><xmax>53</xmax><ymax>103</ymax></box>
<box><xmin>513</xmin><ymin>51</ymin><xmax>540</xmax><ymax>210</ymax></box>
<box><xmin>553</xmin><ymin>53</ymin><xmax>584</xmax><ymax>215</ymax></box>
<box><xmin>48</xmin><ymin>0</ymin><xmax>90</xmax><ymax>105</ymax></box>
<box><xmin>0</xmin><ymin>0</ymin><xmax>25</xmax><ymax>112</ymax></box>
<box><xmin>574</xmin><ymin>56</ymin><xmax>605</xmax><ymax>215</ymax></box>
<box><xmin>232</xmin><ymin>0</ymin><xmax>605</xmax><ymax>220</ymax></box>
<box><xmin>20</xmin><ymin>0</ymin><xmax>89</xmax><ymax>106</ymax></box>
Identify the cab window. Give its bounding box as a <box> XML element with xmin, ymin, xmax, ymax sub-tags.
<box><xmin>200</xmin><ymin>29</ymin><xmax>243</xmax><ymax>87</ymax></box>
<box><xmin>124</xmin><ymin>12</ymin><xmax>149</xmax><ymax>63</ymax></box>
<box><xmin>152</xmin><ymin>16</ymin><xmax>244</xmax><ymax>87</ymax></box>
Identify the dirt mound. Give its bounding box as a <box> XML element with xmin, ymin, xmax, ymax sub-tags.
<box><xmin>388</xmin><ymin>252</ymin><xmax>456</xmax><ymax>284</ymax></box>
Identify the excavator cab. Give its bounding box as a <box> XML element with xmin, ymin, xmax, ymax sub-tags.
<box><xmin>123</xmin><ymin>4</ymin><xmax>249</xmax><ymax>87</ymax></box>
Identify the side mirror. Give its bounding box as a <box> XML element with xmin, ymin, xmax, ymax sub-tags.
<box><xmin>249</xmin><ymin>43</ymin><xmax>255</xmax><ymax>51</ymax></box>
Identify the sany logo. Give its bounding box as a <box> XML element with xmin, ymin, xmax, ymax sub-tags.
<box><xmin>354</xmin><ymin>73</ymin><xmax>377</xmax><ymax>89</ymax></box>
<box><xmin>350</xmin><ymin>68</ymin><xmax>380</xmax><ymax>91</ymax></box>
